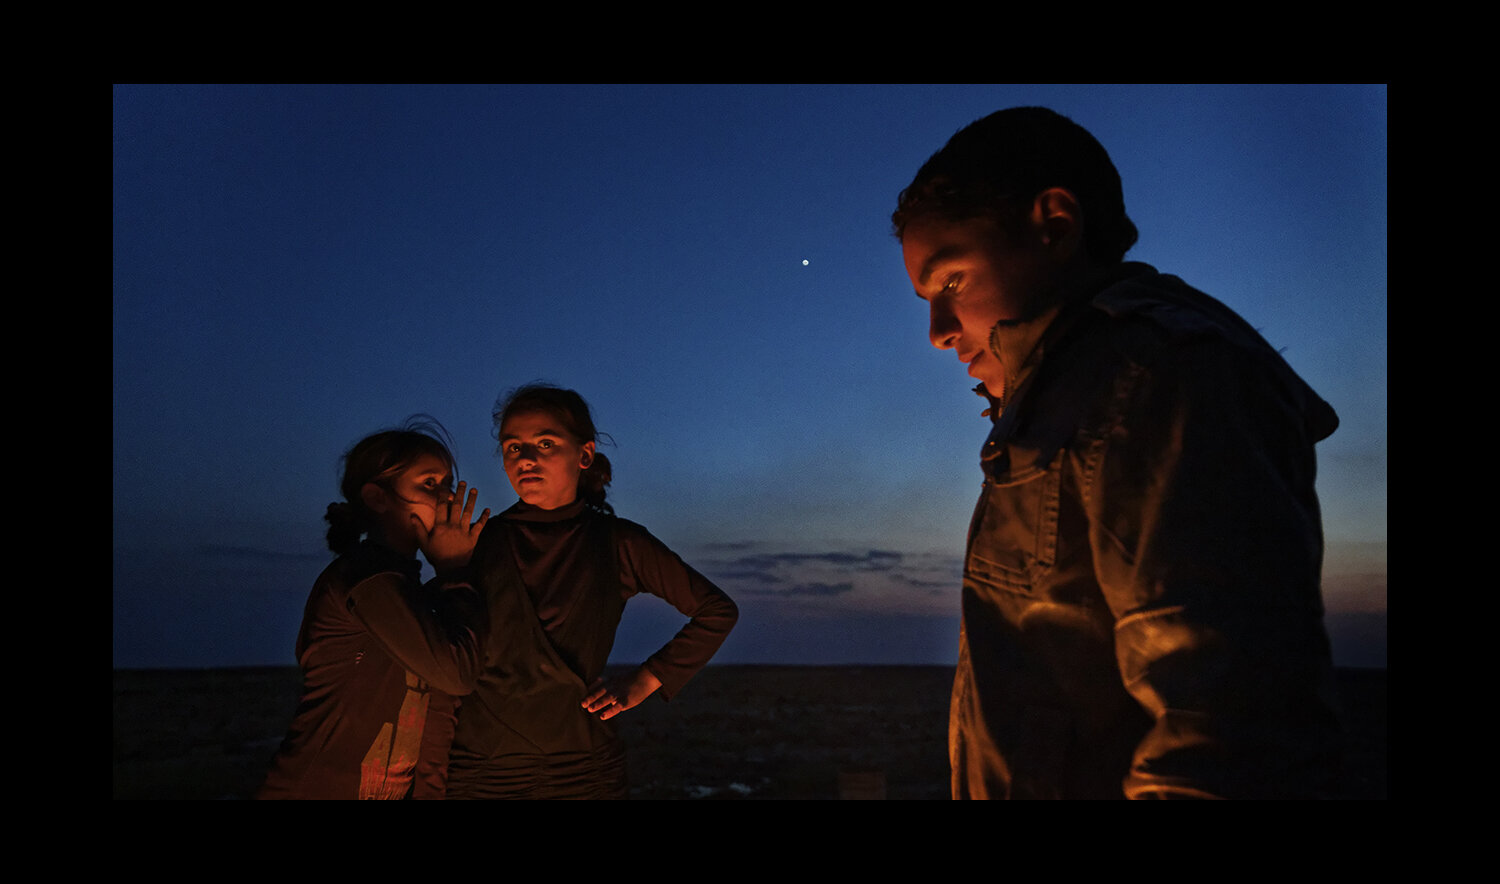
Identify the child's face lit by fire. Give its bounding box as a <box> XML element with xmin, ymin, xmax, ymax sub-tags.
<box><xmin>500</xmin><ymin>410</ymin><xmax>595</xmax><ymax>511</ymax></box>
<box><xmin>364</xmin><ymin>453</ymin><xmax>453</xmax><ymax>555</ymax></box>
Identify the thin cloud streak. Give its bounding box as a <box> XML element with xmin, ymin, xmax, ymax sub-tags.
<box><xmin>197</xmin><ymin>544</ymin><xmax>329</xmax><ymax>563</ymax></box>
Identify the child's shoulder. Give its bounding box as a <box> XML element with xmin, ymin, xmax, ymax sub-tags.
<box><xmin>329</xmin><ymin>542</ymin><xmax>421</xmax><ymax>588</ymax></box>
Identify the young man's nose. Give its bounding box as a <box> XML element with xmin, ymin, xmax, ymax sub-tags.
<box><xmin>929</xmin><ymin>302</ymin><xmax>959</xmax><ymax>349</ymax></box>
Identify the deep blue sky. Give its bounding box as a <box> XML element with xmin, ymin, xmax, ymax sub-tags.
<box><xmin>113</xmin><ymin>84</ymin><xmax>1387</xmax><ymax>669</ymax></box>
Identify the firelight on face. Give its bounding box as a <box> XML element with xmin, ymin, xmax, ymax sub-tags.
<box><xmin>901</xmin><ymin>215</ymin><xmax>1057</xmax><ymax>397</ymax></box>
<box><xmin>500</xmin><ymin>411</ymin><xmax>595</xmax><ymax>511</ymax></box>
<box><xmin>366</xmin><ymin>451</ymin><xmax>453</xmax><ymax>555</ymax></box>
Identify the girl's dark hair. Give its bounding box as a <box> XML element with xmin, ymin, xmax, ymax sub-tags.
<box><xmin>325</xmin><ymin>415</ymin><xmax>457</xmax><ymax>555</ymax></box>
<box><xmin>891</xmin><ymin>106</ymin><xmax>1138</xmax><ymax>265</ymax></box>
<box><xmin>493</xmin><ymin>382</ymin><xmax>614</xmax><ymax>514</ymax></box>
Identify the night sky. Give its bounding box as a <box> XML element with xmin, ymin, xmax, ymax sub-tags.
<box><xmin>113</xmin><ymin>84</ymin><xmax>1387</xmax><ymax>670</ymax></box>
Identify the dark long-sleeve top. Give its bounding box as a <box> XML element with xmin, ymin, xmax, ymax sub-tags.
<box><xmin>449</xmin><ymin>500</ymin><xmax>737</xmax><ymax>763</ymax></box>
<box><xmin>512</xmin><ymin>499</ymin><xmax>737</xmax><ymax>698</ymax></box>
<box><xmin>257</xmin><ymin>541</ymin><xmax>487</xmax><ymax>799</ymax></box>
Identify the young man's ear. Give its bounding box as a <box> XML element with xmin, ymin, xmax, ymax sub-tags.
<box><xmin>580</xmin><ymin>441</ymin><xmax>596</xmax><ymax>469</ymax></box>
<box><xmin>360</xmin><ymin>482</ymin><xmax>389</xmax><ymax>514</ymax></box>
<box><xmin>1030</xmin><ymin>187</ymin><xmax>1083</xmax><ymax>257</ymax></box>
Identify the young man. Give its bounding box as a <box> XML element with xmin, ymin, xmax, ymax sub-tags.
<box><xmin>894</xmin><ymin>107</ymin><xmax>1342</xmax><ymax>799</ymax></box>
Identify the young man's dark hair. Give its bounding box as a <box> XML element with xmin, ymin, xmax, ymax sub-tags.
<box><xmin>892</xmin><ymin>106</ymin><xmax>1139</xmax><ymax>266</ymax></box>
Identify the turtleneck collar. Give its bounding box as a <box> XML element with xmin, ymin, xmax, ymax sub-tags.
<box><xmin>501</xmin><ymin>497</ymin><xmax>589</xmax><ymax>524</ymax></box>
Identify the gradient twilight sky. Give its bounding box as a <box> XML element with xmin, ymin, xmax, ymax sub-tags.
<box><xmin>113</xmin><ymin>84</ymin><xmax>1387</xmax><ymax>670</ymax></box>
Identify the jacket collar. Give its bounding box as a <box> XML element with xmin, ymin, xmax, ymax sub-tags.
<box><xmin>354</xmin><ymin>538</ymin><xmax>423</xmax><ymax>582</ymax></box>
<box><xmin>980</xmin><ymin>262</ymin><xmax>1154</xmax><ymax>415</ymax></box>
<box><xmin>978</xmin><ymin>263</ymin><xmax>1156</xmax><ymax>470</ymax></box>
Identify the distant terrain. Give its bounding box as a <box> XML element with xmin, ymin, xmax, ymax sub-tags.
<box><xmin>113</xmin><ymin>665</ymin><xmax>1386</xmax><ymax>800</ymax></box>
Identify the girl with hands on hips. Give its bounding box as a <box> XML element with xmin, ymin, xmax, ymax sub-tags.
<box><xmin>443</xmin><ymin>385</ymin><xmax>737</xmax><ymax>800</ymax></box>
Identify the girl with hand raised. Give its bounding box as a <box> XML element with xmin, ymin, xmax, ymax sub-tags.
<box><xmin>259</xmin><ymin>417</ymin><xmax>490</xmax><ymax>800</ymax></box>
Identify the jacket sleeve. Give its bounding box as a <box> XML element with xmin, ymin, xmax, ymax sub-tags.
<box><xmin>616</xmin><ymin>522</ymin><xmax>738</xmax><ymax>701</ymax></box>
<box><xmin>346</xmin><ymin>572</ymin><xmax>489</xmax><ymax>697</ymax></box>
<box><xmin>1088</xmin><ymin>335</ymin><xmax>1342</xmax><ymax>799</ymax></box>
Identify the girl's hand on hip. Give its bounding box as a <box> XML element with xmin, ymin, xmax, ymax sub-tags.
<box><xmin>583</xmin><ymin>667</ymin><xmax>663</xmax><ymax>720</ymax></box>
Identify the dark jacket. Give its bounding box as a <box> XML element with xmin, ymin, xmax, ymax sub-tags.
<box><xmin>951</xmin><ymin>263</ymin><xmax>1343</xmax><ymax>799</ymax></box>
<box><xmin>258</xmin><ymin>542</ymin><xmax>487</xmax><ymax>800</ymax></box>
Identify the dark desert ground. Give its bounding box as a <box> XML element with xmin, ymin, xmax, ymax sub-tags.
<box><xmin>113</xmin><ymin>664</ymin><xmax>1386</xmax><ymax>799</ymax></box>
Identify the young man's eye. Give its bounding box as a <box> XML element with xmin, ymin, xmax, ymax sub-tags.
<box><xmin>940</xmin><ymin>276</ymin><xmax>961</xmax><ymax>295</ymax></box>
<box><xmin>538</xmin><ymin>439</ymin><xmax>553</xmax><ymax>449</ymax></box>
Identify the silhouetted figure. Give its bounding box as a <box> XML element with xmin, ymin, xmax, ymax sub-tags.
<box><xmin>893</xmin><ymin>107</ymin><xmax>1342</xmax><ymax>799</ymax></box>
<box><xmin>258</xmin><ymin>417</ymin><xmax>491</xmax><ymax>799</ymax></box>
<box><xmin>441</xmin><ymin>384</ymin><xmax>738</xmax><ymax>799</ymax></box>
